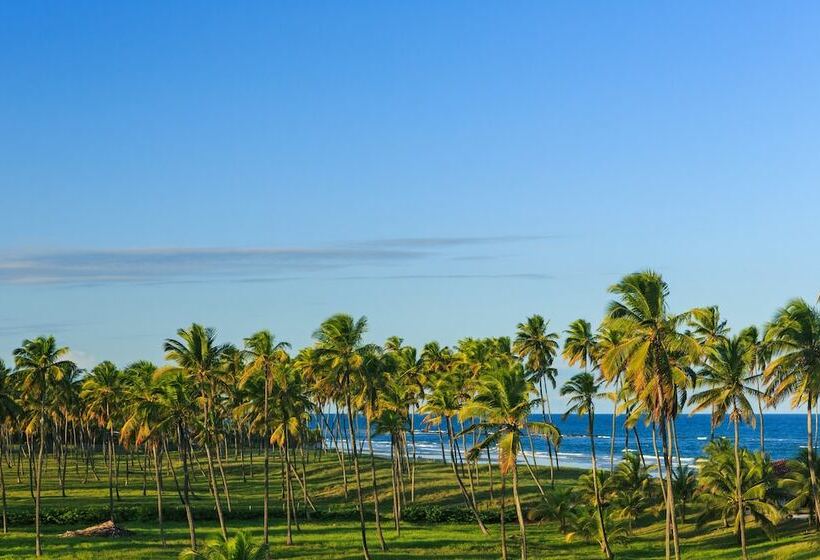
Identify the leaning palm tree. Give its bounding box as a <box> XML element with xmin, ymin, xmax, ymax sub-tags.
<box><xmin>513</xmin><ymin>315</ymin><xmax>560</xmax><ymax>482</ymax></box>
<box><xmin>689</xmin><ymin>335</ymin><xmax>761</xmax><ymax>560</ymax></box>
<box><xmin>312</xmin><ymin>314</ymin><xmax>373</xmax><ymax>560</ymax></box>
<box><xmin>81</xmin><ymin>361</ymin><xmax>123</xmax><ymax>523</ymax></box>
<box><xmin>164</xmin><ymin>324</ymin><xmax>230</xmax><ymax>540</ymax></box>
<box><xmin>461</xmin><ymin>364</ymin><xmax>559</xmax><ymax>560</ymax></box>
<box><xmin>561</xmin><ymin>372</ymin><xmax>614</xmax><ymax>560</ymax></box>
<box><xmin>599</xmin><ymin>271</ymin><xmax>699</xmax><ymax>560</ymax></box>
<box><xmin>13</xmin><ymin>336</ymin><xmax>74</xmax><ymax>557</ymax></box>
<box><xmin>764</xmin><ymin>298</ymin><xmax>820</xmax><ymax>524</ymax></box>
<box><xmin>420</xmin><ymin>370</ymin><xmax>489</xmax><ymax>534</ymax></box>
<box><xmin>241</xmin><ymin>330</ymin><xmax>290</xmax><ymax>548</ymax></box>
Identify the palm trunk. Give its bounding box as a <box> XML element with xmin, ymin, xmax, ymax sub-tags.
<box><xmin>756</xmin><ymin>377</ymin><xmax>765</xmax><ymax>452</ymax></box>
<box><xmin>169</xmin><ymin>431</ymin><xmax>196</xmax><ymax>550</ymax></box>
<box><xmin>153</xmin><ymin>443</ymin><xmax>166</xmax><ymax>545</ymax></box>
<box><xmin>661</xmin><ymin>418</ymin><xmax>681</xmax><ymax>560</ymax></box>
<box><xmin>733</xmin><ymin>417</ymin><xmax>748</xmax><ymax>560</ymax></box>
<box><xmin>500</xmin><ymin>471</ymin><xmax>508</xmax><ymax>560</ymax></box>
<box><xmin>511</xmin><ymin>460</ymin><xmax>527</xmax><ymax>560</ymax></box>
<box><xmin>806</xmin><ymin>399</ymin><xmax>820</xmax><ymax>524</ymax></box>
<box><xmin>106</xmin><ymin>405</ymin><xmax>116</xmax><ymax>522</ymax></box>
<box><xmin>609</xmin><ymin>408</ymin><xmax>617</xmax><ymax>473</ymax></box>
<box><xmin>538</xmin><ymin>378</ymin><xmax>556</xmax><ymax>485</ymax></box>
<box><xmin>366</xmin><ymin>417</ymin><xmax>387</xmax><ymax>550</ymax></box>
<box><xmin>588</xmin><ymin>411</ymin><xmax>613</xmax><ymax>559</ymax></box>
<box><xmin>445</xmin><ymin>416</ymin><xmax>489</xmax><ymax>534</ymax></box>
<box><xmin>263</xmin><ymin>375</ymin><xmax>271</xmax><ymax>549</ymax></box>
<box><xmin>284</xmin><ymin>428</ymin><xmax>293</xmax><ymax>545</ymax></box>
<box><xmin>34</xmin><ymin>411</ymin><xmax>45</xmax><ymax>557</ymax></box>
<box><xmin>0</xmin><ymin>440</ymin><xmax>6</xmax><ymax>534</ymax></box>
<box><xmin>409</xmin><ymin>406</ymin><xmax>417</xmax><ymax>502</ymax></box>
<box><xmin>344</xmin><ymin>390</ymin><xmax>372</xmax><ymax>560</ymax></box>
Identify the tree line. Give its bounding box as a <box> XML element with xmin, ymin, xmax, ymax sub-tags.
<box><xmin>0</xmin><ymin>269</ymin><xmax>818</xmax><ymax>560</ymax></box>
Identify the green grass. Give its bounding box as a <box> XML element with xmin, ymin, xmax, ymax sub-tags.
<box><xmin>0</xmin><ymin>450</ymin><xmax>818</xmax><ymax>558</ymax></box>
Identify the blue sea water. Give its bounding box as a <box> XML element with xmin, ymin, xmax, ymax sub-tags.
<box><xmin>321</xmin><ymin>413</ymin><xmax>814</xmax><ymax>471</ymax></box>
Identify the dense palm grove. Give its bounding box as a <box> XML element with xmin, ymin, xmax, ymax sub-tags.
<box><xmin>1</xmin><ymin>270</ymin><xmax>819</xmax><ymax>560</ymax></box>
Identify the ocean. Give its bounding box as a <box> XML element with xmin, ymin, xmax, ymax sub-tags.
<box><xmin>321</xmin><ymin>413</ymin><xmax>814</xmax><ymax>471</ymax></box>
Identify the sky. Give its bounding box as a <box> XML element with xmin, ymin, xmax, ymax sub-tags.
<box><xmin>1</xmin><ymin>2</ymin><xmax>819</xmax><ymax>411</ymax></box>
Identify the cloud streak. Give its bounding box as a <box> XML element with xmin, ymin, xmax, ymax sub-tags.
<box><xmin>0</xmin><ymin>235</ymin><xmax>554</xmax><ymax>285</ymax></box>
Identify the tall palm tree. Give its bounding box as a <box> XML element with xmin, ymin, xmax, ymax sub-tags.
<box><xmin>354</xmin><ymin>347</ymin><xmax>388</xmax><ymax>550</ymax></box>
<box><xmin>764</xmin><ymin>298</ymin><xmax>820</xmax><ymax>523</ymax></box>
<box><xmin>561</xmin><ymin>372</ymin><xmax>614</xmax><ymax>560</ymax></box>
<box><xmin>596</xmin><ymin>326</ymin><xmax>626</xmax><ymax>473</ymax></box>
<box><xmin>0</xmin><ymin>360</ymin><xmax>20</xmax><ymax>534</ymax></box>
<box><xmin>120</xmin><ymin>360</ymin><xmax>169</xmax><ymax>545</ymax></box>
<box><xmin>738</xmin><ymin>326</ymin><xmax>770</xmax><ymax>452</ymax></box>
<box><xmin>462</xmin><ymin>364</ymin><xmax>559</xmax><ymax>560</ymax></box>
<box><xmin>599</xmin><ymin>271</ymin><xmax>699</xmax><ymax>560</ymax></box>
<box><xmin>164</xmin><ymin>324</ymin><xmax>230</xmax><ymax>540</ymax></box>
<box><xmin>689</xmin><ymin>335</ymin><xmax>761</xmax><ymax>559</ymax></box>
<box><xmin>513</xmin><ymin>315</ymin><xmax>560</xmax><ymax>482</ymax></box>
<box><xmin>242</xmin><ymin>330</ymin><xmax>290</xmax><ymax>548</ymax></box>
<box><xmin>689</xmin><ymin>306</ymin><xmax>730</xmax><ymax>442</ymax></box>
<box><xmin>81</xmin><ymin>361</ymin><xmax>123</xmax><ymax>523</ymax></box>
<box><xmin>13</xmin><ymin>336</ymin><xmax>74</xmax><ymax>557</ymax></box>
<box><xmin>152</xmin><ymin>368</ymin><xmax>200</xmax><ymax>549</ymax></box>
<box><xmin>268</xmin><ymin>363</ymin><xmax>313</xmax><ymax>544</ymax></box>
<box><xmin>312</xmin><ymin>314</ymin><xmax>373</xmax><ymax>560</ymax></box>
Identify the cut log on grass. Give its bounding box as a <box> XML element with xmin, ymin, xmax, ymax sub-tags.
<box><xmin>60</xmin><ymin>520</ymin><xmax>132</xmax><ymax>538</ymax></box>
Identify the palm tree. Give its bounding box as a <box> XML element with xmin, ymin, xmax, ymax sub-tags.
<box><xmin>164</xmin><ymin>324</ymin><xmax>230</xmax><ymax>540</ymax></box>
<box><xmin>420</xmin><ymin>369</ymin><xmax>489</xmax><ymax>534</ymax></box>
<box><xmin>738</xmin><ymin>326</ymin><xmax>770</xmax><ymax>452</ymax></box>
<box><xmin>671</xmin><ymin>466</ymin><xmax>696</xmax><ymax>524</ymax></box>
<box><xmin>81</xmin><ymin>361</ymin><xmax>123</xmax><ymax>523</ymax></box>
<box><xmin>561</xmin><ymin>372</ymin><xmax>614</xmax><ymax>559</ymax></box>
<box><xmin>121</xmin><ymin>361</ymin><xmax>172</xmax><ymax>544</ymax></box>
<box><xmin>513</xmin><ymin>315</ymin><xmax>560</xmax><ymax>482</ymax></box>
<box><xmin>610</xmin><ymin>452</ymin><xmax>655</xmax><ymax>531</ymax></box>
<box><xmin>354</xmin><ymin>347</ymin><xmax>388</xmax><ymax>550</ymax></box>
<box><xmin>0</xmin><ymin>360</ymin><xmax>20</xmax><ymax>534</ymax></box>
<box><xmin>781</xmin><ymin>448</ymin><xmax>820</xmax><ymax>526</ymax></box>
<box><xmin>689</xmin><ymin>306</ymin><xmax>730</xmax><ymax>442</ymax></box>
<box><xmin>150</xmin><ymin>367</ymin><xmax>200</xmax><ymax>550</ymax></box>
<box><xmin>242</xmin><ymin>330</ymin><xmax>290</xmax><ymax>548</ymax></box>
<box><xmin>764</xmin><ymin>298</ymin><xmax>820</xmax><ymax>524</ymax></box>
<box><xmin>599</xmin><ymin>271</ymin><xmax>699</xmax><ymax>560</ymax></box>
<box><xmin>312</xmin><ymin>314</ymin><xmax>373</xmax><ymax>560</ymax></box>
<box><xmin>689</xmin><ymin>335</ymin><xmax>761</xmax><ymax>560</ymax></box>
<box><xmin>696</xmin><ymin>442</ymin><xmax>783</xmax><ymax>541</ymax></box>
<box><xmin>596</xmin><ymin>326</ymin><xmax>626</xmax><ymax>473</ymax></box>
<box><xmin>180</xmin><ymin>531</ymin><xmax>269</xmax><ymax>560</ymax></box>
<box><xmin>527</xmin><ymin>486</ymin><xmax>577</xmax><ymax>532</ymax></box>
<box><xmin>13</xmin><ymin>336</ymin><xmax>74</xmax><ymax>557</ymax></box>
<box><xmin>461</xmin><ymin>364</ymin><xmax>560</xmax><ymax>559</ymax></box>
<box><xmin>268</xmin><ymin>362</ymin><xmax>313</xmax><ymax>545</ymax></box>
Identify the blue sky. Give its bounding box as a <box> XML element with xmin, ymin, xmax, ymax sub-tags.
<box><xmin>1</xmin><ymin>2</ymin><xmax>818</xmax><ymax>410</ymax></box>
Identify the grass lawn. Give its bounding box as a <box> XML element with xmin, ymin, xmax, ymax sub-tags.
<box><xmin>0</xmin><ymin>450</ymin><xmax>818</xmax><ymax>558</ymax></box>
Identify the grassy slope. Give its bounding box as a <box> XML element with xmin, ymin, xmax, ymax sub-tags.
<box><xmin>0</xmin><ymin>449</ymin><xmax>817</xmax><ymax>559</ymax></box>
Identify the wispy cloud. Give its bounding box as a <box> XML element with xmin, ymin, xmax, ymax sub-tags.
<box><xmin>0</xmin><ymin>320</ymin><xmax>80</xmax><ymax>337</ymax></box>
<box><xmin>0</xmin><ymin>235</ymin><xmax>555</xmax><ymax>286</ymax></box>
